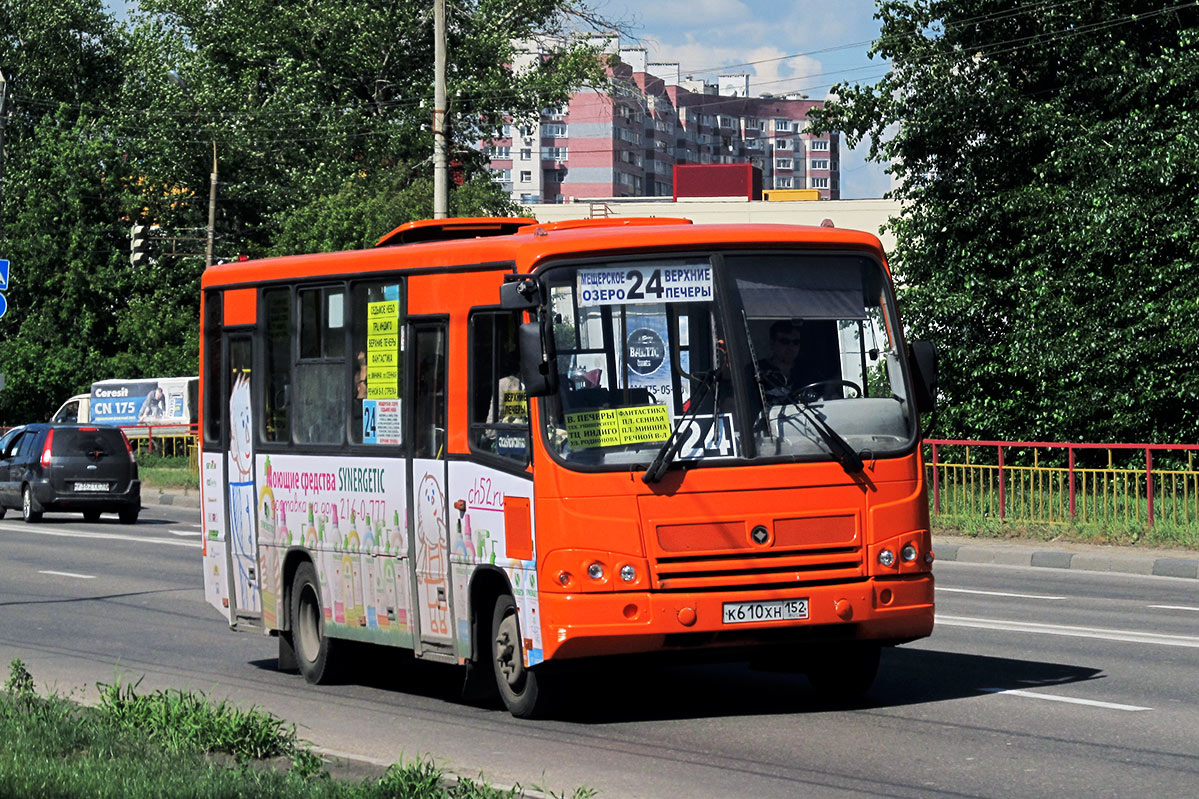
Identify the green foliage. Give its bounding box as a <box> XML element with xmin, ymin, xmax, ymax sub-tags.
<box><xmin>3</xmin><ymin>659</ymin><xmax>34</xmax><ymax>701</ymax></box>
<box><xmin>96</xmin><ymin>678</ymin><xmax>300</xmax><ymax>762</ymax></box>
<box><xmin>0</xmin><ymin>0</ymin><xmax>611</xmax><ymax>422</ymax></box>
<box><xmin>0</xmin><ymin>662</ymin><xmax>596</xmax><ymax>798</ymax></box>
<box><xmin>811</xmin><ymin>1</ymin><xmax>1199</xmax><ymax>444</ymax></box>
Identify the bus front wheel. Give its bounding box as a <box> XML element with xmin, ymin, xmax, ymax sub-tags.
<box><xmin>291</xmin><ymin>561</ymin><xmax>340</xmax><ymax>684</ymax></box>
<box><xmin>491</xmin><ymin>594</ymin><xmax>551</xmax><ymax>718</ymax></box>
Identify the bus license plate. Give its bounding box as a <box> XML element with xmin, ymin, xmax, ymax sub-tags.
<box><xmin>722</xmin><ymin>598</ymin><xmax>809</xmax><ymax>625</ymax></box>
<box><xmin>74</xmin><ymin>482</ymin><xmax>110</xmax><ymax>492</ymax></box>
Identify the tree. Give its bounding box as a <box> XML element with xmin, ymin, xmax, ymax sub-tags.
<box><xmin>0</xmin><ymin>0</ymin><xmax>149</xmax><ymax>422</ymax></box>
<box><xmin>0</xmin><ymin>0</ymin><xmax>614</xmax><ymax>421</ymax></box>
<box><xmin>123</xmin><ymin>0</ymin><xmax>610</xmax><ymax>258</ymax></box>
<box><xmin>810</xmin><ymin>1</ymin><xmax>1199</xmax><ymax>444</ymax></box>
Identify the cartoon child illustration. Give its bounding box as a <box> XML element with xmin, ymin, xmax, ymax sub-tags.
<box><xmin>415</xmin><ymin>472</ymin><xmax>449</xmax><ymax>636</ymax></box>
<box><xmin>227</xmin><ymin>372</ymin><xmax>259</xmax><ymax>613</ymax></box>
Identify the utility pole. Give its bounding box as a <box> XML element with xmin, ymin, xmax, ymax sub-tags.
<box><xmin>206</xmin><ymin>140</ymin><xmax>217</xmax><ymax>269</ymax></box>
<box><xmin>433</xmin><ymin>0</ymin><xmax>448</xmax><ymax>219</ymax></box>
<box><xmin>167</xmin><ymin>69</ymin><xmax>217</xmax><ymax>268</ymax></box>
<box><xmin>0</xmin><ymin>69</ymin><xmax>9</xmax><ymax>242</ymax></box>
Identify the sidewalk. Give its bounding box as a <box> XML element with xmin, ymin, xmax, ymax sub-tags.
<box><xmin>145</xmin><ymin>488</ymin><xmax>1197</xmax><ymax>580</ymax></box>
<box><xmin>934</xmin><ymin>532</ymin><xmax>1199</xmax><ymax>580</ymax></box>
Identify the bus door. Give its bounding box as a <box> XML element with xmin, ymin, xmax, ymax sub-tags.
<box><xmin>224</xmin><ymin>333</ymin><xmax>262</xmax><ymax>622</ymax></box>
<box><xmin>408</xmin><ymin>320</ymin><xmax>453</xmax><ymax>653</ymax></box>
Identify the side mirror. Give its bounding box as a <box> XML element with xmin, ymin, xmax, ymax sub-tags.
<box><xmin>500</xmin><ymin>276</ymin><xmax>541</xmax><ymax>309</ymax></box>
<box><xmin>519</xmin><ymin>321</ymin><xmax>558</xmax><ymax>397</ymax></box>
<box><xmin>908</xmin><ymin>340</ymin><xmax>937</xmax><ymax>414</ymax></box>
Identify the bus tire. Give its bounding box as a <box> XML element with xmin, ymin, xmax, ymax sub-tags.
<box><xmin>491</xmin><ymin>594</ymin><xmax>551</xmax><ymax>718</ymax></box>
<box><xmin>291</xmin><ymin>561</ymin><xmax>341</xmax><ymax>684</ymax></box>
<box><xmin>805</xmin><ymin>642</ymin><xmax>881</xmax><ymax>703</ymax></box>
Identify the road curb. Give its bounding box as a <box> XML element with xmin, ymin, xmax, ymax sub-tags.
<box><xmin>144</xmin><ymin>491</ymin><xmax>201</xmax><ymax>509</ymax></box>
<box><xmin>934</xmin><ymin>538</ymin><xmax>1199</xmax><ymax>580</ymax></box>
<box><xmin>308</xmin><ymin>746</ymin><xmax>556</xmax><ymax>799</ymax></box>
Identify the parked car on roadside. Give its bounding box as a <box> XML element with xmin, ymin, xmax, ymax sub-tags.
<box><xmin>0</xmin><ymin>424</ymin><xmax>141</xmax><ymax>524</ymax></box>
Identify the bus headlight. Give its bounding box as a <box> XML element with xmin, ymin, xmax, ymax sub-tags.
<box><xmin>901</xmin><ymin>544</ymin><xmax>918</xmax><ymax>562</ymax></box>
<box><xmin>878</xmin><ymin>549</ymin><xmax>896</xmax><ymax>568</ymax></box>
<box><xmin>587</xmin><ymin>562</ymin><xmax>605</xmax><ymax>581</ymax></box>
<box><xmin>620</xmin><ymin>564</ymin><xmax>637</xmax><ymax>583</ymax></box>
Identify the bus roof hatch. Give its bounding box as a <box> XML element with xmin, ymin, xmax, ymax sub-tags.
<box><xmin>375</xmin><ymin>217</ymin><xmax>538</xmax><ymax>247</ymax></box>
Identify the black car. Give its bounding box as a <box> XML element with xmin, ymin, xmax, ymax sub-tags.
<box><xmin>0</xmin><ymin>424</ymin><xmax>141</xmax><ymax>523</ymax></box>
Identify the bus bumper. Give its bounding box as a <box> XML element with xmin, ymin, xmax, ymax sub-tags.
<box><xmin>537</xmin><ymin>574</ymin><xmax>934</xmax><ymax>661</ymax></box>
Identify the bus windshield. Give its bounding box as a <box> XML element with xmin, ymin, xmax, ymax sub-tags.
<box><xmin>540</xmin><ymin>251</ymin><xmax>916</xmax><ymax>470</ymax></box>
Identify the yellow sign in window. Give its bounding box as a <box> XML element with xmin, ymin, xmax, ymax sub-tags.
<box><xmin>564</xmin><ymin>405</ymin><xmax>671</xmax><ymax>449</ymax></box>
<box><xmin>366</xmin><ymin>301</ymin><xmax>401</xmax><ymax>399</ymax></box>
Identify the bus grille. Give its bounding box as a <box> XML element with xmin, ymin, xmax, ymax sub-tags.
<box><xmin>651</xmin><ymin>546</ymin><xmax>864</xmax><ymax>592</ymax></box>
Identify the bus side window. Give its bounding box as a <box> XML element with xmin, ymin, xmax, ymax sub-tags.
<box><xmin>351</xmin><ymin>281</ymin><xmax>403</xmax><ymax>445</ymax></box>
<box><xmin>263</xmin><ymin>289</ymin><xmax>291</xmax><ymax>443</ymax></box>
<box><xmin>469</xmin><ymin>310</ymin><xmax>529</xmax><ymax>463</ymax></box>
<box><xmin>294</xmin><ymin>286</ymin><xmax>346</xmax><ymax>445</ymax></box>
<box><xmin>412</xmin><ymin>325</ymin><xmax>447</xmax><ymax>459</ymax></box>
<box><xmin>203</xmin><ymin>291</ymin><xmax>224</xmax><ymax>447</ymax></box>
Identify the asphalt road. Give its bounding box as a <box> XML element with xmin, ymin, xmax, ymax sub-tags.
<box><xmin>1</xmin><ymin>505</ymin><xmax>1196</xmax><ymax>798</ymax></box>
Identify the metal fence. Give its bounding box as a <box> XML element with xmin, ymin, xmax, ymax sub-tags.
<box><xmin>926</xmin><ymin>439</ymin><xmax>1199</xmax><ymax>530</ymax></box>
<box><xmin>124</xmin><ymin>424</ymin><xmax>200</xmax><ymax>472</ymax></box>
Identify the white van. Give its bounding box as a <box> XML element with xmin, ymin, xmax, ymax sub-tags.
<box><xmin>51</xmin><ymin>377</ymin><xmax>198</xmax><ymax>436</ymax></box>
<box><xmin>50</xmin><ymin>394</ymin><xmax>92</xmax><ymax>424</ymax></box>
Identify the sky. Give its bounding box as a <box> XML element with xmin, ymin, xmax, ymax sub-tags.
<box><xmin>105</xmin><ymin>0</ymin><xmax>892</xmax><ymax>198</ymax></box>
<box><xmin>598</xmin><ymin>0</ymin><xmax>892</xmax><ymax>198</ymax></box>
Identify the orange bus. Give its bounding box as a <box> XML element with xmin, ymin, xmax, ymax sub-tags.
<box><xmin>200</xmin><ymin>216</ymin><xmax>938</xmax><ymax>717</ymax></box>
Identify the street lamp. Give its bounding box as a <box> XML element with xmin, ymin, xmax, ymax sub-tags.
<box><xmin>168</xmin><ymin>69</ymin><xmax>217</xmax><ymax>269</ymax></box>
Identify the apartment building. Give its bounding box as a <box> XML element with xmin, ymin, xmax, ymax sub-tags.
<box><xmin>484</xmin><ymin>43</ymin><xmax>840</xmax><ymax>204</ymax></box>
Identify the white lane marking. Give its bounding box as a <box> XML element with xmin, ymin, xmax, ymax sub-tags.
<box><xmin>982</xmin><ymin>688</ymin><xmax>1150</xmax><ymax>712</ymax></box>
<box><xmin>939</xmin><ymin>587</ymin><xmax>1066</xmax><ymax>600</ymax></box>
<box><xmin>0</xmin><ymin>524</ymin><xmax>200</xmax><ymax>549</ymax></box>
<box><xmin>39</xmin><ymin>570</ymin><xmax>96</xmax><ymax>580</ymax></box>
<box><xmin>169</xmin><ymin>529</ymin><xmax>201</xmax><ymax>537</ymax></box>
<box><xmin>1148</xmin><ymin>605</ymin><xmax>1199</xmax><ymax>612</ymax></box>
<box><xmin>938</xmin><ymin>615</ymin><xmax>1199</xmax><ymax>649</ymax></box>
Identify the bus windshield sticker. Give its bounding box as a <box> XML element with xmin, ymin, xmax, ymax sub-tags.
<box><xmin>675</xmin><ymin>413</ymin><xmax>737</xmax><ymax>460</ymax></box>
<box><xmin>501</xmin><ymin>389</ymin><xmax>528</xmax><ymax>419</ymax></box>
<box><xmin>367</xmin><ymin>300</ymin><xmax>401</xmax><ymax>400</ymax></box>
<box><xmin>577</xmin><ymin>263</ymin><xmax>713</xmax><ymax>307</ymax></box>
<box><xmin>564</xmin><ymin>404</ymin><xmax>671</xmax><ymax>449</ymax></box>
<box><xmin>363</xmin><ymin>398</ymin><xmax>401</xmax><ymax>445</ymax></box>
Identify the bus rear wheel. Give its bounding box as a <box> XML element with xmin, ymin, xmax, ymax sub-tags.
<box><xmin>291</xmin><ymin>561</ymin><xmax>340</xmax><ymax>684</ymax></box>
<box><xmin>491</xmin><ymin>594</ymin><xmax>551</xmax><ymax>718</ymax></box>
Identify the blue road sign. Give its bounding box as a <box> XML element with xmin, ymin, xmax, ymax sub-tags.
<box><xmin>0</xmin><ymin>293</ymin><xmax>7</xmax><ymax>320</ymax></box>
<box><xmin>0</xmin><ymin>259</ymin><xmax>8</xmax><ymax>290</ymax></box>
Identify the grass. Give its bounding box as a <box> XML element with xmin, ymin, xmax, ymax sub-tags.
<box><xmin>136</xmin><ymin>451</ymin><xmax>200</xmax><ymax>493</ymax></box>
<box><xmin>1</xmin><ymin>659</ymin><xmax>593</xmax><ymax>799</ymax></box>
<box><xmin>933</xmin><ymin>516</ymin><xmax>1199</xmax><ymax>550</ymax></box>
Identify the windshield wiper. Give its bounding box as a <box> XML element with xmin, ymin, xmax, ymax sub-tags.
<box><xmin>642</xmin><ymin>369</ymin><xmax>718</xmax><ymax>484</ymax></box>
<box><xmin>779</xmin><ymin>394</ymin><xmax>864</xmax><ymax>475</ymax></box>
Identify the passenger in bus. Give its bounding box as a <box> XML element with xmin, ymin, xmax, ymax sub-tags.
<box><xmin>483</xmin><ymin>348</ymin><xmax>530</xmax><ymax>458</ymax></box>
<box><xmin>354</xmin><ymin>351</ymin><xmax>368</xmax><ymax>400</ymax></box>
<box><xmin>489</xmin><ymin>346</ymin><xmax>527</xmax><ymax>425</ymax></box>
